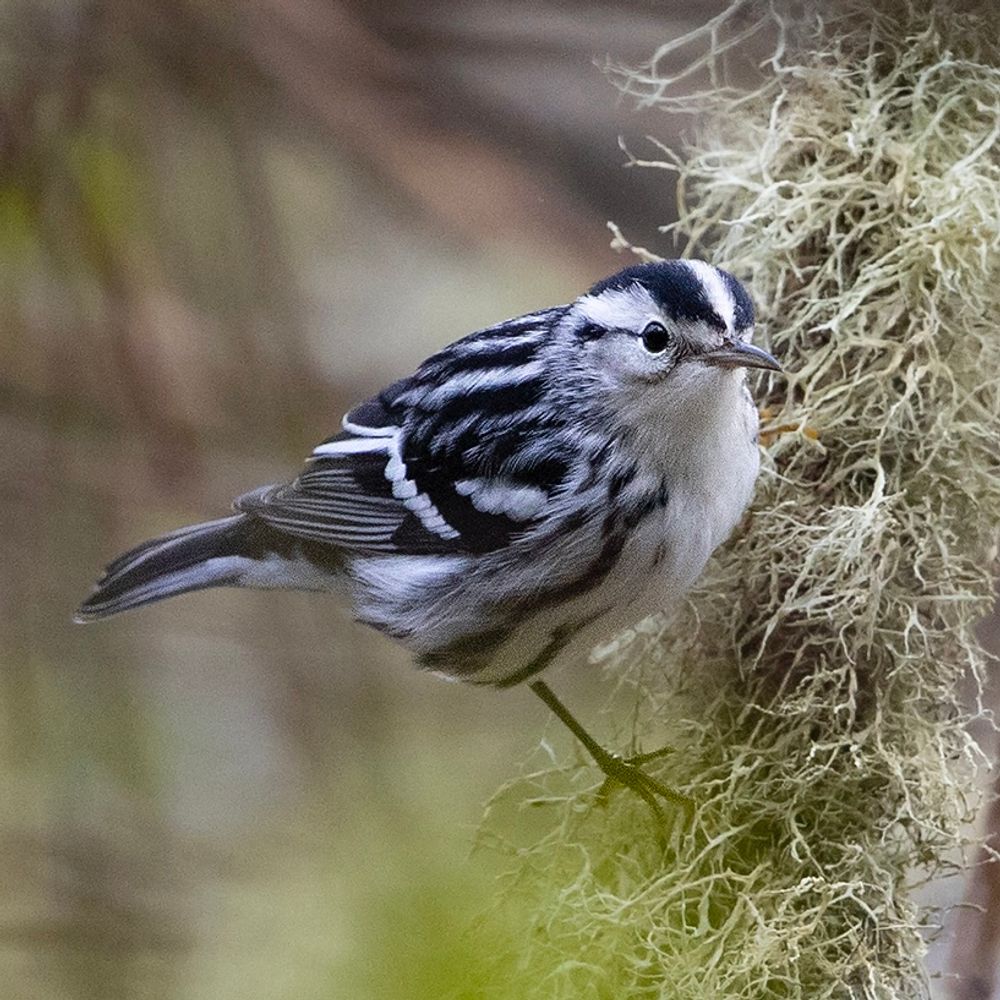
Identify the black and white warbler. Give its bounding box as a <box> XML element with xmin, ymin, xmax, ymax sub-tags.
<box><xmin>77</xmin><ymin>260</ymin><xmax>780</xmax><ymax>816</ymax></box>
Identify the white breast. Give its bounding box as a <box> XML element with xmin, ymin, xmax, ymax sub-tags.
<box><xmin>346</xmin><ymin>368</ymin><xmax>761</xmax><ymax>686</ymax></box>
<box><xmin>608</xmin><ymin>368</ymin><xmax>760</xmax><ymax>624</ymax></box>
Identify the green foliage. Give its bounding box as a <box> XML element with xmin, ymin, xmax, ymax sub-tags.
<box><xmin>484</xmin><ymin>2</ymin><xmax>1000</xmax><ymax>996</ymax></box>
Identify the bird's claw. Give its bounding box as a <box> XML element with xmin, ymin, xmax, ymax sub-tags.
<box><xmin>594</xmin><ymin>751</ymin><xmax>694</xmax><ymax>822</ymax></box>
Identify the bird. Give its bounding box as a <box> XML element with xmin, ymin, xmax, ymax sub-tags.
<box><xmin>76</xmin><ymin>259</ymin><xmax>780</xmax><ymax>817</ymax></box>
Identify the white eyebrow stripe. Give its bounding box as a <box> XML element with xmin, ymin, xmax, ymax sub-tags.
<box><xmin>684</xmin><ymin>259</ymin><xmax>735</xmax><ymax>332</ymax></box>
<box><xmin>575</xmin><ymin>285</ymin><xmax>660</xmax><ymax>330</ymax></box>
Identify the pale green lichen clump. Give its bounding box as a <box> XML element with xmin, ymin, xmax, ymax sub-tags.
<box><xmin>481</xmin><ymin>2</ymin><xmax>1000</xmax><ymax>997</ymax></box>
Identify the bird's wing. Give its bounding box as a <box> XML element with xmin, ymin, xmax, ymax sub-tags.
<box><xmin>236</xmin><ymin>309</ymin><xmax>577</xmax><ymax>555</ymax></box>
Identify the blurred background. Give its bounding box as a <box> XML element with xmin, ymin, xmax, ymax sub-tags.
<box><xmin>0</xmin><ymin>3</ymin><xmax>717</xmax><ymax>998</ymax></box>
<box><xmin>1</xmin><ymin>2</ymin><xmax>997</xmax><ymax>999</ymax></box>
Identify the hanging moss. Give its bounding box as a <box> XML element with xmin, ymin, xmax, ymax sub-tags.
<box><xmin>481</xmin><ymin>3</ymin><xmax>1000</xmax><ymax>997</ymax></box>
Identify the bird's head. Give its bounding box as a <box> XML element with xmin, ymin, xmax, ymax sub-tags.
<box><xmin>558</xmin><ymin>260</ymin><xmax>779</xmax><ymax>409</ymax></box>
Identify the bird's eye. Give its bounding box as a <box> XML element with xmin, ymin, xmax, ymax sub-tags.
<box><xmin>640</xmin><ymin>322</ymin><xmax>671</xmax><ymax>355</ymax></box>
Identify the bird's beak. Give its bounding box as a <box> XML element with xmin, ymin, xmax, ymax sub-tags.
<box><xmin>700</xmin><ymin>340</ymin><xmax>782</xmax><ymax>372</ymax></box>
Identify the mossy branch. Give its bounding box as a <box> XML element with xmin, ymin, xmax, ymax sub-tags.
<box><xmin>482</xmin><ymin>3</ymin><xmax>1000</xmax><ymax>997</ymax></box>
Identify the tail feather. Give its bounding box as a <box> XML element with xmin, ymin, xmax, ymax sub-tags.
<box><xmin>75</xmin><ymin>516</ymin><xmax>254</xmax><ymax>622</ymax></box>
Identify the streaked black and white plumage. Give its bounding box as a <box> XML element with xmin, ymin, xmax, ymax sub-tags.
<box><xmin>77</xmin><ymin>260</ymin><xmax>779</xmax><ymax>693</ymax></box>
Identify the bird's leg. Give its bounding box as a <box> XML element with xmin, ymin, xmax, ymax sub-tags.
<box><xmin>528</xmin><ymin>680</ymin><xmax>693</xmax><ymax>820</ymax></box>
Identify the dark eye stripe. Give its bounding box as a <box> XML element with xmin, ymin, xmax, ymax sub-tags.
<box><xmin>574</xmin><ymin>322</ymin><xmax>605</xmax><ymax>342</ymax></box>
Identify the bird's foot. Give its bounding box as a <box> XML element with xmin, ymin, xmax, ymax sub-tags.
<box><xmin>594</xmin><ymin>748</ymin><xmax>694</xmax><ymax>822</ymax></box>
<box><xmin>525</xmin><ymin>681</ymin><xmax>693</xmax><ymax>826</ymax></box>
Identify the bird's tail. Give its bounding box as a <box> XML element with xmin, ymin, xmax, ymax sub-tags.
<box><xmin>75</xmin><ymin>515</ymin><xmax>262</xmax><ymax>622</ymax></box>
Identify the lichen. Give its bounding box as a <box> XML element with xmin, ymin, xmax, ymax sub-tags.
<box><xmin>479</xmin><ymin>2</ymin><xmax>1000</xmax><ymax>997</ymax></box>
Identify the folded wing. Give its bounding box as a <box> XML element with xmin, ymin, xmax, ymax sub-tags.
<box><xmin>237</xmin><ymin>309</ymin><xmax>575</xmax><ymax>556</ymax></box>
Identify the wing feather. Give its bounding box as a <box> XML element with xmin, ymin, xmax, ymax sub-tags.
<box><xmin>236</xmin><ymin>309</ymin><xmax>576</xmax><ymax>555</ymax></box>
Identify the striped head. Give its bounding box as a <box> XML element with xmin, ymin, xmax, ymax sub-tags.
<box><xmin>559</xmin><ymin>260</ymin><xmax>779</xmax><ymax>397</ymax></box>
